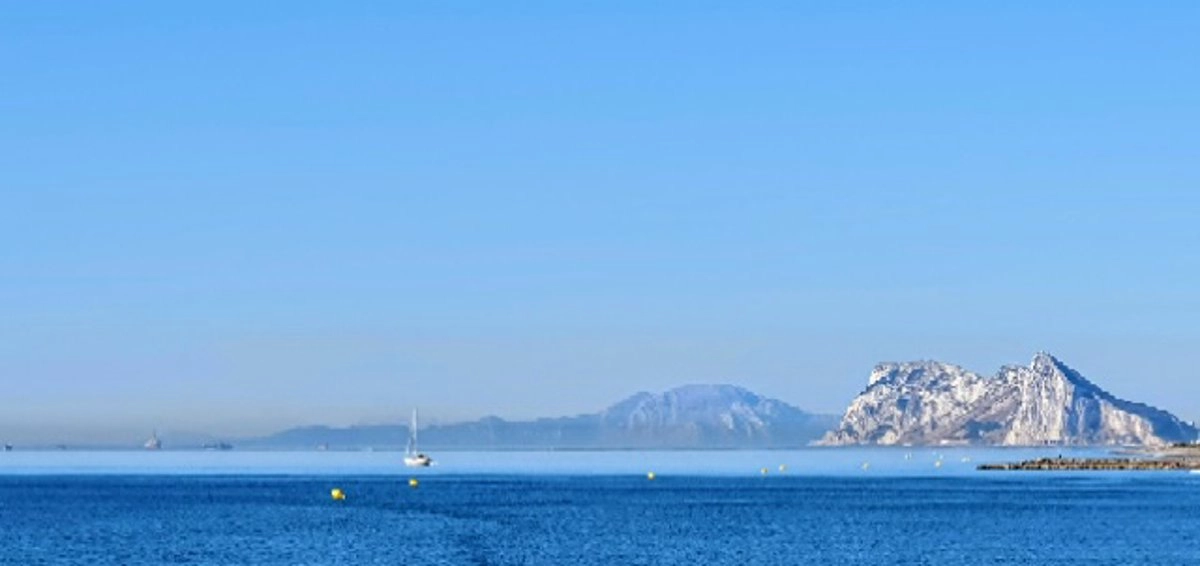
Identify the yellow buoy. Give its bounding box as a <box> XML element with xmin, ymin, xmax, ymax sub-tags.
<box><xmin>408</xmin><ymin>478</ymin><xmax>419</xmax><ymax>488</ymax></box>
<box><xmin>861</xmin><ymin>462</ymin><xmax>870</xmax><ymax>471</ymax></box>
<box><xmin>935</xmin><ymin>460</ymin><xmax>943</xmax><ymax>468</ymax></box>
<box><xmin>778</xmin><ymin>464</ymin><xmax>787</xmax><ymax>473</ymax></box>
<box><xmin>646</xmin><ymin>471</ymin><xmax>656</xmax><ymax>480</ymax></box>
<box><xmin>760</xmin><ymin>467</ymin><xmax>769</xmax><ymax>475</ymax></box>
<box><xmin>330</xmin><ymin>488</ymin><xmax>345</xmax><ymax>501</ymax></box>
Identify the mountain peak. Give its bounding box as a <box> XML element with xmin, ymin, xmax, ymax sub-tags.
<box><xmin>603</xmin><ymin>384</ymin><xmax>763</xmax><ymax>418</ymax></box>
<box><xmin>596</xmin><ymin>384</ymin><xmax>832</xmax><ymax>447</ymax></box>
<box><xmin>823</xmin><ymin>353</ymin><xmax>1197</xmax><ymax>446</ymax></box>
<box><xmin>668</xmin><ymin>383</ymin><xmax>751</xmax><ymax>395</ymax></box>
<box><xmin>1025</xmin><ymin>352</ymin><xmax>1100</xmax><ymax>391</ymax></box>
<box><xmin>867</xmin><ymin>360</ymin><xmax>974</xmax><ymax>387</ymax></box>
<box><xmin>1031</xmin><ymin>350</ymin><xmax>1057</xmax><ymax>365</ymax></box>
<box><xmin>1030</xmin><ymin>351</ymin><xmax>1064</xmax><ymax>373</ymax></box>
<box><xmin>664</xmin><ymin>383</ymin><xmax>758</xmax><ymax>402</ymax></box>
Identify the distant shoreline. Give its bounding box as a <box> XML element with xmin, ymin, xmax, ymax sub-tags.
<box><xmin>0</xmin><ymin>445</ymin><xmax>1118</xmax><ymax>453</ymax></box>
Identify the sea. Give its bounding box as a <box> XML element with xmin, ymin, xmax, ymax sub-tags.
<box><xmin>2</xmin><ymin>448</ymin><xmax>1198</xmax><ymax>565</ymax></box>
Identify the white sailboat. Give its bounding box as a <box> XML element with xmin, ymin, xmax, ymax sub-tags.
<box><xmin>144</xmin><ymin>431</ymin><xmax>162</xmax><ymax>450</ymax></box>
<box><xmin>404</xmin><ymin>408</ymin><xmax>432</xmax><ymax>467</ymax></box>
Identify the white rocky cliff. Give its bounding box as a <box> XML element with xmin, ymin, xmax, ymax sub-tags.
<box><xmin>821</xmin><ymin>352</ymin><xmax>1197</xmax><ymax>446</ymax></box>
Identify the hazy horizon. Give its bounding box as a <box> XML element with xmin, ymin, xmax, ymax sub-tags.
<box><xmin>4</xmin><ymin>2</ymin><xmax>1200</xmax><ymax>445</ymax></box>
<box><xmin>1</xmin><ymin>351</ymin><xmax>1190</xmax><ymax>446</ymax></box>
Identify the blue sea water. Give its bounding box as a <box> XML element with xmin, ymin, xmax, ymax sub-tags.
<box><xmin>2</xmin><ymin>450</ymin><xmax>1198</xmax><ymax>564</ymax></box>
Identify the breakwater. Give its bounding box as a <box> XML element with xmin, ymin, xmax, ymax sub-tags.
<box><xmin>978</xmin><ymin>457</ymin><xmax>1200</xmax><ymax>471</ymax></box>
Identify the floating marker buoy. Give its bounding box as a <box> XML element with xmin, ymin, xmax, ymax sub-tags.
<box><xmin>647</xmin><ymin>471</ymin><xmax>656</xmax><ymax>481</ymax></box>
<box><xmin>330</xmin><ymin>488</ymin><xmax>345</xmax><ymax>501</ymax></box>
<box><xmin>408</xmin><ymin>478</ymin><xmax>419</xmax><ymax>488</ymax></box>
<box><xmin>861</xmin><ymin>462</ymin><xmax>870</xmax><ymax>471</ymax></box>
<box><xmin>934</xmin><ymin>460</ymin><xmax>943</xmax><ymax>468</ymax></box>
<box><xmin>778</xmin><ymin>464</ymin><xmax>787</xmax><ymax>473</ymax></box>
<box><xmin>760</xmin><ymin>467</ymin><xmax>769</xmax><ymax>475</ymax></box>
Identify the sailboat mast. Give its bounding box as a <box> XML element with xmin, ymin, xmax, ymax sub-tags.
<box><xmin>402</xmin><ymin>407</ymin><xmax>432</xmax><ymax>467</ymax></box>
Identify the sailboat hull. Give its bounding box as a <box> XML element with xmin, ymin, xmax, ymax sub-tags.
<box><xmin>404</xmin><ymin>455</ymin><xmax>432</xmax><ymax>467</ymax></box>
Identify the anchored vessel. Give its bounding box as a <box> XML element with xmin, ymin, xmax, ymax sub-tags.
<box><xmin>404</xmin><ymin>409</ymin><xmax>433</xmax><ymax>467</ymax></box>
<box><xmin>144</xmin><ymin>432</ymin><xmax>161</xmax><ymax>450</ymax></box>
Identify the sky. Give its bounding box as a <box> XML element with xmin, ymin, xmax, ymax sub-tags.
<box><xmin>2</xmin><ymin>2</ymin><xmax>1199</xmax><ymax>444</ymax></box>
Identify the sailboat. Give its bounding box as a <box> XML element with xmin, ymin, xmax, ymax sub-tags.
<box><xmin>403</xmin><ymin>408</ymin><xmax>432</xmax><ymax>467</ymax></box>
<box><xmin>144</xmin><ymin>431</ymin><xmax>162</xmax><ymax>450</ymax></box>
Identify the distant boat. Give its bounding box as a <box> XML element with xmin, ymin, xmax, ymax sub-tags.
<box><xmin>144</xmin><ymin>432</ymin><xmax>162</xmax><ymax>450</ymax></box>
<box><xmin>202</xmin><ymin>441</ymin><xmax>233</xmax><ymax>451</ymax></box>
<box><xmin>404</xmin><ymin>408</ymin><xmax>433</xmax><ymax>467</ymax></box>
<box><xmin>3</xmin><ymin>444</ymin><xmax>12</xmax><ymax>452</ymax></box>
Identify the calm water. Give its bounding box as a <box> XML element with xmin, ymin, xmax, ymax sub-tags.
<box><xmin>2</xmin><ymin>451</ymin><xmax>1198</xmax><ymax>564</ymax></box>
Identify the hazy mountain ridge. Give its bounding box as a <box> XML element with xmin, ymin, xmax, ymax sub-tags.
<box><xmin>822</xmin><ymin>352</ymin><xmax>1198</xmax><ymax>446</ymax></box>
<box><xmin>247</xmin><ymin>384</ymin><xmax>837</xmax><ymax>449</ymax></box>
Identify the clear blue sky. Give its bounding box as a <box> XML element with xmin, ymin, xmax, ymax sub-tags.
<box><xmin>3</xmin><ymin>2</ymin><xmax>1198</xmax><ymax>443</ymax></box>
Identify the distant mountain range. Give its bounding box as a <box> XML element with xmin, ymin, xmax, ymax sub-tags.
<box><xmin>165</xmin><ymin>352</ymin><xmax>1199</xmax><ymax>451</ymax></box>
<box><xmin>821</xmin><ymin>352</ymin><xmax>1198</xmax><ymax>446</ymax></box>
<box><xmin>245</xmin><ymin>384</ymin><xmax>838</xmax><ymax>450</ymax></box>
